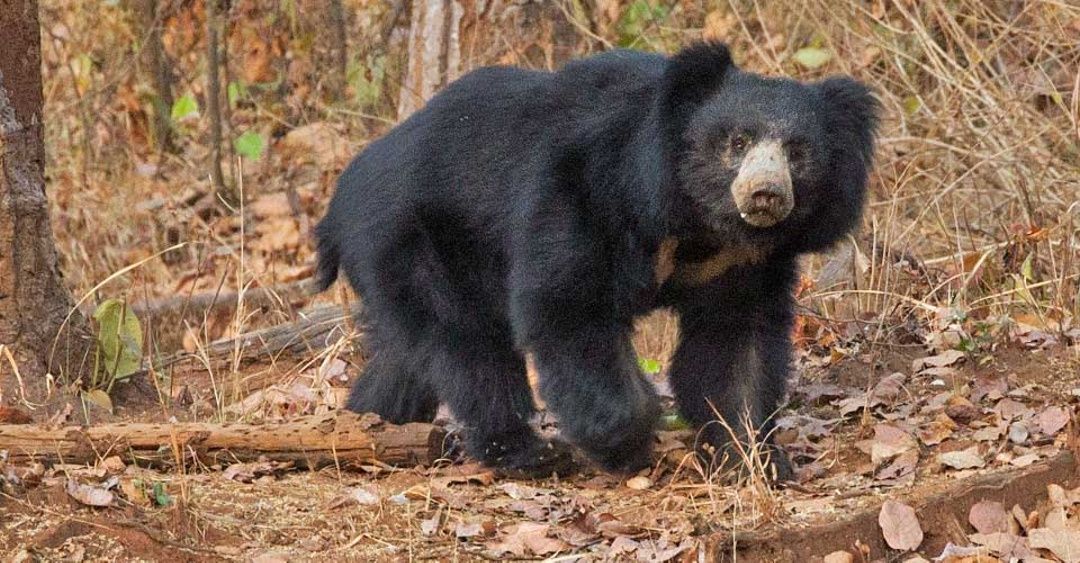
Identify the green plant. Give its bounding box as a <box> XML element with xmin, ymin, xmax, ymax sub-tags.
<box><xmin>86</xmin><ymin>298</ymin><xmax>143</xmax><ymax>411</ymax></box>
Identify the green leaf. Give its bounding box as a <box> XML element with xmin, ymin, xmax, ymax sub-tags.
<box><xmin>170</xmin><ymin>94</ymin><xmax>199</xmax><ymax>122</ymax></box>
<box><xmin>234</xmin><ymin>131</ymin><xmax>265</xmax><ymax>160</ymax></box>
<box><xmin>637</xmin><ymin>357</ymin><xmax>662</xmax><ymax>375</ymax></box>
<box><xmin>902</xmin><ymin>96</ymin><xmax>921</xmax><ymax>115</ymax></box>
<box><xmin>82</xmin><ymin>389</ymin><xmax>114</xmax><ymax>413</ymax></box>
<box><xmin>93</xmin><ymin>298</ymin><xmax>143</xmax><ymax>382</ymax></box>
<box><xmin>227</xmin><ymin>81</ymin><xmax>247</xmax><ymax>107</ymax></box>
<box><xmin>1020</xmin><ymin>253</ymin><xmax>1035</xmax><ymax>282</ymax></box>
<box><xmin>152</xmin><ymin>482</ymin><xmax>172</xmax><ymax>507</ymax></box>
<box><xmin>792</xmin><ymin>47</ymin><xmax>832</xmax><ymax>70</ymax></box>
<box><xmin>660</xmin><ymin>413</ymin><xmax>691</xmax><ymax>431</ymax></box>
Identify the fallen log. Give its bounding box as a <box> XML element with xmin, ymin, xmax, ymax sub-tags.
<box><xmin>0</xmin><ymin>411</ymin><xmax>448</xmax><ymax>470</ymax></box>
<box><xmin>714</xmin><ymin>450</ymin><xmax>1080</xmax><ymax>562</ymax></box>
<box><xmin>147</xmin><ymin>302</ymin><xmax>361</xmax><ymax>372</ymax></box>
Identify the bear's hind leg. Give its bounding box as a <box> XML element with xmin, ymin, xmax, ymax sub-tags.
<box><xmin>424</xmin><ymin>327</ymin><xmax>573</xmax><ymax>477</ymax></box>
<box><xmin>346</xmin><ymin>341</ymin><xmax>439</xmax><ymax>424</ymax></box>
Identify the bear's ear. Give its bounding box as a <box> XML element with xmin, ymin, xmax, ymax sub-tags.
<box><xmin>660</xmin><ymin>42</ymin><xmax>735</xmax><ymax>123</ymax></box>
<box><xmin>816</xmin><ymin>77</ymin><xmax>880</xmax><ymax>161</ymax></box>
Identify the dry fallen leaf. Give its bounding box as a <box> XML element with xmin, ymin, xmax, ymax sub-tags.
<box><xmin>328</xmin><ymin>485</ymin><xmax>381</xmax><ymax>509</ymax></box>
<box><xmin>455</xmin><ymin>519</ymin><xmax>495</xmax><ymax>539</ymax></box>
<box><xmin>995</xmin><ymin>399</ymin><xmax>1034</xmax><ymax>421</ymax></box>
<box><xmin>918</xmin><ymin>413</ymin><xmax>958</xmax><ymax>446</ymax></box>
<box><xmin>65</xmin><ymin>478</ymin><xmax>115</xmax><ymax>507</ymax></box>
<box><xmin>973</xmin><ymin>425</ymin><xmax>1005</xmax><ymax>442</ymax></box>
<box><xmin>118</xmin><ymin>477</ymin><xmax>150</xmax><ymax>508</ymax></box>
<box><xmin>222</xmin><ymin>460</ymin><xmax>288</xmax><ymax>483</ymax></box>
<box><xmin>876</xmin><ymin>449</ymin><xmax>919</xmax><ymax>485</ymax></box>
<box><xmin>100</xmin><ymin>456</ymin><xmax>126</xmax><ymax>474</ymax></box>
<box><xmin>939</xmin><ymin>447</ymin><xmax>986</xmax><ymax>470</ymax></box>
<box><xmin>823</xmin><ymin>551</ymin><xmax>855</xmax><ymax>563</ymax></box>
<box><xmin>913</xmin><ymin>350</ymin><xmax>965</xmax><ymax>372</ymax></box>
<box><xmin>420</xmin><ymin>515</ymin><xmax>441</xmax><ymax>537</ymax></box>
<box><xmin>967</xmin><ymin>532</ymin><xmax>1032</xmax><ymax>559</ymax></box>
<box><xmin>1045</xmin><ymin>506</ymin><xmax>1069</xmax><ymax>531</ymax></box>
<box><xmin>871</xmin><ymin>372</ymin><xmax>907</xmax><ymax>403</ymax></box>
<box><xmin>879</xmin><ymin>500</ymin><xmax>923</xmax><ymax>551</ymax></box>
<box><xmin>1048</xmin><ymin>483</ymin><xmax>1070</xmax><ymax>507</ymax></box>
<box><xmin>970</xmin><ymin>375</ymin><xmax>1008</xmax><ymax>403</ymax></box>
<box><xmin>1010</xmin><ymin>453</ymin><xmax>1040</xmax><ymax>467</ymax></box>
<box><xmin>486</xmin><ymin>522</ymin><xmax>570</xmax><ymax>557</ymax></box>
<box><xmin>969</xmin><ymin>500</ymin><xmax>1009</xmax><ymax>534</ymax></box>
<box><xmin>1035</xmin><ymin>406</ymin><xmax>1070</xmax><ymax>436</ymax></box>
<box><xmin>871</xmin><ymin>423</ymin><xmax>918</xmax><ymax>464</ymax></box>
<box><xmin>596</xmin><ymin>513</ymin><xmax>646</xmax><ymax>539</ymax></box>
<box><xmin>1028</xmin><ymin>527</ymin><xmax>1080</xmax><ymax>562</ymax></box>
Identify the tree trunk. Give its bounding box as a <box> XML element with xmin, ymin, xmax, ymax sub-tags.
<box><xmin>133</xmin><ymin>0</ymin><xmax>175</xmax><ymax>153</ymax></box>
<box><xmin>327</xmin><ymin>0</ymin><xmax>349</xmax><ymax>101</ymax></box>
<box><xmin>204</xmin><ymin>0</ymin><xmax>234</xmax><ymax>204</ymax></box>
<box><xmin>0</xmin><ymin>0</ymin><xmax>91</xmax><ymax>397</ymax></box>
<box><xmin>397</xmin><ymin>0</ymin><xmax>467</xmax><ymax>119</ymax></box>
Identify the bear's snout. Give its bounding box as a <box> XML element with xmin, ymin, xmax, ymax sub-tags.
<box><xmin>731</xmin><ymin>141</ymin><xmax>794</xmax><ymax>228</ymax></box>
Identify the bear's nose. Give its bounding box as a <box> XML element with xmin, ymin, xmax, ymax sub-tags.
<box><xmin>750</xmin><ymin>187</ymin><xmax>784</xmax><ymax>211</ymax></box>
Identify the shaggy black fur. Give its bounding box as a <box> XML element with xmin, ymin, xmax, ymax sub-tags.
<box><xmin>315</xmin><ymin>42</ymin><xmax>879</xmax><ymax>478</ymax></box>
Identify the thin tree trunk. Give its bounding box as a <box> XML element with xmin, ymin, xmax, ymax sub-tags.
<box><xmin>134</xmin><ymin>0</ymin><xmax>175</xmax><ymax>153</ymax></box>
<box><xmin>327</xmin><ymin>0</ymin><xmax>348</xmax><ymax>101</ymax></box>
<box><xmin>0</xmin><ymin>0</ymin><xmax>92</xmax><ymax>397</ymax></box>
<box><xmin>205</xmin><ymin>0</ymin><xmax>234</xmax><ymax>204</ymax></box>
<box><xmin>220</xmin><ymin>1</ymin><xmax>237</xmax><ymax>185</ymax></box>
<box><xmin>397</xmin><ymin>0</ymin><xmax>467</xmax><ymax>119</ymax></box>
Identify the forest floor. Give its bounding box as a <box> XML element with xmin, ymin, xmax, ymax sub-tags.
<box><xmin>4</xmin><ymin>335</ymin><xmax>1080</xmax><ymax>561</ymax></box>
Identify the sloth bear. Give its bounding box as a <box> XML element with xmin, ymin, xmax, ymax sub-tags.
<box><xmin>315</xmin><ymin>42</ymin><xmax>878</xmax><ymax>479</ymax></box>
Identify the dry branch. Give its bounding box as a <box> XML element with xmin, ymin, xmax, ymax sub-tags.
<box><xmin>0</xmin><ymin>411</ymin><xmax>447</xmax><ymax>469</ymax></box>
<box><xmin>130</xmin><ymin>278</ymin><xmax>318</xmax><ymax>318</ymax></box>
<box><xmin>718</xmin><ymin>451</ymin><xmax>1080</xmax><ymax>561</ymax></box>
<box><xmin>148</xmin><ymin>302</ymin><xmax>360</xmax><ymax>373</ymax></box>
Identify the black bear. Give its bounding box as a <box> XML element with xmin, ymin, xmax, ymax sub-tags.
<box><xmin>315</xmin><ymin>42</ymin><xmax>878</xmax><ymax>479</ymax></box>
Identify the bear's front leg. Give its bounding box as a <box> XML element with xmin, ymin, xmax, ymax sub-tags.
<box><xmin>530</xmin><ymin>326</ymin><xmax>661</xmax><ymax>473</ymax></box>
<box><xmin>668</xmin><ymin>262</ymin><xmax>797</xmax><ymax>482</ymax></box>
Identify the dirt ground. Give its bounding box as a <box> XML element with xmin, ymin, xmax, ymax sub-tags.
<box><xmin>4</xmin><ymin>341</ymin><xmax>1080</xmax><ymax>562</ymax></box>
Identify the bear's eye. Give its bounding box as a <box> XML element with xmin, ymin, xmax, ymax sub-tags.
<box><xmin>730</xmin><ymin>133</ymin><xmax>751</xmax><ymax>153</ymax></box>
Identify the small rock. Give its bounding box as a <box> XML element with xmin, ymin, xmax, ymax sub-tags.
<box><xmin>625</xmin><ymin>476</ymin><xmax>652</xmax><ymax>490</ymax></box>
<box><xmin>945</xmin><ymin>396</ymin><xmax>981</xmax><ymax>425</ymax></box>
<box><xmin>1008</xmin><ymin>422</ymin><xmax>1029</xmax><ymax>444</ymax></box>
